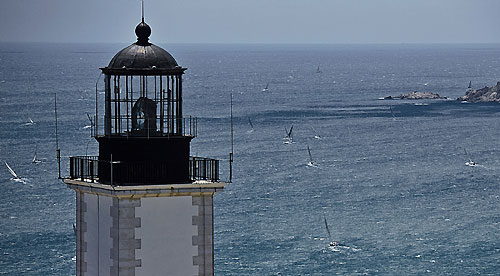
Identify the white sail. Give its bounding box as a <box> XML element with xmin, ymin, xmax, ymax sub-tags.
<box><xmin>307</xmin><ymin>146</ymin><xmax>318</xmax><ymax>167</ymax></box>
<box><xmin>311</xmin><ymin>125</ymin><xmax>321</xmax><ymax>139</ymax></box>
<box><xmin>464</xmin><ymin>148</ymin><xmax>476</xmax><ymax>166</ymax></box>
<box><xmin>307</xmin><ymin>146</ymin><xmax>313</xmax><ymax>162</ymax></box>
<box><xmin>32</xmin><ymin>145</ymin><xmax>41</xmax><ymax>164</ymax></box>
<box><xmin>324</xmin><ymin>217</ymin><xmax>340</xmax><ymax>247</ymax></box>
<box><xmin>5</xmin><ymin>161</ymin><xmax>19</xmax><ymax>179</ymax></box>
<box><xmin>324</xmin><ymin>217</ymin><xmax>332</xmax><ymax>242</ymax></box>
<box><xmin>283</xmin><ymin>125</ymin><xmax>294</xmax><ymax>144</ymax></box>
<box><xmin>24</xmin><ymin>117</ymin><xmax>35</xmax><ymax>126</ymax></box>
<box><xmin>262</xmin><ymin>82</ymin><xmax>269</xmax><ymax>92</ymax></box>
<box><xmin>248</xmin><ymin>118</ymin><xmax>254</xmax><ymax>131</ymax></box>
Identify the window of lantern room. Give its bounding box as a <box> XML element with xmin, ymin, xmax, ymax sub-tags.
<box><xmin>106</xmin><ymin>74</ymin><xmax>183</xmax><ymax>136</ymax></box>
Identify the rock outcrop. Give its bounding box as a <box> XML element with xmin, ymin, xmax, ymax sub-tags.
<box><xmin>384</xmin><ymin>91</ymin><xmax>447</xmax><ymax>100</ymax></box>
<box><xmin>458</xmin><ymin>81</ymin><xmax>500</xmax><ymax>102</ymax></box>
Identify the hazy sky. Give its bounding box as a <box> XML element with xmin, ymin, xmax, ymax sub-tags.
<box><xmin>0</xmin><ymin>0</ymin><xmax>499</xmax><ymax>44</ymax></box>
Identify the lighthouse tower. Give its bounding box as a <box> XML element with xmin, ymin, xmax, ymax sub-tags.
<box><xmin>64</xmin><ymin>16</ymin><xmax>224</xmax><ymax>276</ymax></box>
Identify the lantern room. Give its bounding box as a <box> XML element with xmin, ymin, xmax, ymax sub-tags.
<box><xmin>101</xmin><ymin>20</ymin><xmax>188</xmax><ymax>137</ymax></box>
<box><xmin>68</xmin><ymin>18</ymin><xmax>219</xmax><ymax>185</ymax></box>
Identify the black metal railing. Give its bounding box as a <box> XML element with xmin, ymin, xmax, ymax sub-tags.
<box><xmin>69</xmin><ymin>156</ymin><xmax>99</xmax><ymax>183</ymax></box>
<box><xmin>189</xmin><ymin>156</ymin><xmax>219</xmax><ymax>182</ymax></box>
<box><xmin>69</xmin><ymin>155</ymin><xmax>219</xmax><ymax>184</ymax></box>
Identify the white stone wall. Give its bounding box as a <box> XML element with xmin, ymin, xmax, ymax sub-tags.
<box><xmin>70</xmin><ymin>182</ymin><xmax>221</xmax><ymax>276</ymax></box>
<box><xmin>135</xmin><ymin>196</ymin><xmax>199</xmax><ymax>276</ymax></box>
<box><xmin>81</xmin><ymin>194</ymin><xmax>113</xmax><ymax>276</ymax></box>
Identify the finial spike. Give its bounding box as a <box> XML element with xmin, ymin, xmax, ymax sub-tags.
<box><xmin>141</xmin><ymin>0</ymin><xmax>144</xmax><ymax>22</ymax></box>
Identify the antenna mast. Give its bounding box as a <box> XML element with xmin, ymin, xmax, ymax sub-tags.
<box><xmin>55</xmin><ymin>93</ymin><xmax>61</xmax><ymax>179</ymax></box>
<box><xmin>141</xmin><ymin>0</ymin><xmax>145</xmax><ymax>22</ymax></box>
<box><xmin>229</xmin><ymin>93</ymin><xmax>234</xmax><ymax>183</ymax></box>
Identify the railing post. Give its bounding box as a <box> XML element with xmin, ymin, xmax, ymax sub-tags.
<box><xmin>80</xmin><ymin>158</ymin><xmax>84</xmax><ymax>181</ymax></box>
<box><xmin>215</xmin><ymin>160</ymin><xmax>219</xmax><ymax>181</ymax></box>
<box><xmin>195</xmin><ymin>158</ymin><xmax>199</xmax><ymax>180</ymax></box>
<box><xmin>70</xmin><ymin>157</ymin><xmax>74</xmax><ymax>179</ymax></box>
<box><xmin>203</xmin><ymin>159</ymin><xmax>207</xmax><ymax>180</ymax></box>
<box><xmin>89</xmin><ymin>160</ymin><xmax>94</xmax><ymax>183</ymax></box>
<box><xmin>189</xmin><ymin>158</ymin><xmax>193</xmax><ymax>180</ymax></box>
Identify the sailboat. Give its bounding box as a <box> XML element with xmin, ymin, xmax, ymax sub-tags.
<box><xmin>316</xmin><ymin>65</ymin><xmax>321</xmax><ymax>73</ymax></box>
<box><xmin>324</xmin><ymin>217</ymin><xmax>338</xmax><ymax>247</ymax></box>
<box><xmin>307</xmin><ymin>146</ymin><xmax>318</xmax><ymax>167</ymax></box>
<box><xmin>5</xmin><ymin>161</ymin><xmax>25</xmax><ymax>183</ymax></box>
<box><xmin>247</xmin><ymin>118</ymin><xmax>255</xmax><ymax>133</ymax></box>
<box><xmin>24</xmin><ymin>117</ymin><xmax>35</xmax><ymax>126</ymax></box>
<box><xmin>465</xmin><ymin>80</ymin><xmax>474</xmax><ymax>94</ymax></box>
<box><xmin>283</xmin><ymin>125</ymin><xmax>294</xmax><ymax>144</ymax></box>
<box><xmin>262</xmin><ymin>82</ymin><xmax>269</xmax><ymax>92</ymax></box>
<box><xmin>311</xmin><ymin>126</ymin><xmax>321</xmax><ymax>139</ymax></box>
<box><xmin>5</xmin><ymin>161</ymin><xmax>19</xmax><ymax>180</ymax></box>
<box><xmin>389</xmin><ymin>106</ymin><xmax>396</xmax><ymax>120</ymax></box>
<box><xmin>32</xmin><ymin>146</ymin><xmax>42</xmax><ymax>164</ymax></box>
<box><xmin>464</xmin><ymin>148</ymin><xmax>476</xmax><ymax>167</ymax></box>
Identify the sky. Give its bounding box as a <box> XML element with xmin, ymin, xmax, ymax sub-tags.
<box><xmin>0</xmin><ymin>0</ymin><xmax>499</xmax><ymax>44</ymax></box>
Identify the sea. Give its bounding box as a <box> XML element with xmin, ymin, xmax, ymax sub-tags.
<box><xmin>0</xmin><ymin>42</ymin><xmax>499</xmax><ymax>275</ymax></box>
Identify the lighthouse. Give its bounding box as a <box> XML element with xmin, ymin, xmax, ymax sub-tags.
<box><xmin>63</xmin><ymin>15</ymin><xmax>225</xmax><ymax>276</ymax></box>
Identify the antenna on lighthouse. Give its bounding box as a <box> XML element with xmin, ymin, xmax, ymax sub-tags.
<box><xmin>141</xmin><ymin>0</ymin><xmax>145</xmax><ymax>22</ymax></box>
<box><xmin>54</xmin><ymin>93</ymin><xmax>61</xmax><ymax>179</ymax></box>
<box><xmin>229</xmin><ymin>93</ymin><xmax>234</xmax><ymax>183</ymax></box>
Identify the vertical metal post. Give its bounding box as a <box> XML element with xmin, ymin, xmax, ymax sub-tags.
<box><xmin>177</xmin><ymin>74</ymin><xmax>183</xmax><ymax>134</ymax></box>
<box><xmin>104</xmin><ymin>75</ymin><xmax>112</xmax><ymax>135</ymax></box>
<box><xmin>69</xmin><ymin>157</ymin><xmax>74</xmax><ymax>179</ymax></box>
<box><xmin>110</xmin><ymin>154</ymin><xmax>113</xmax><ymax>186</ymax></box>
<box><xmin>80</xmin><ymin>158</ymin><xmax>84</xmax><ymax>181</ymax></box>
<box><xmin>160</xmin><ymin>75</ymin><xmax>163</xmax><ymax>134</ymax></box>
<box><xmin>126</xmin><ymin>75</ymin><xmax>129</xmax><ymax>133</ymax></box>
<box><xmin>90</xmin><ymin>160</ymin><xmax>94</xmax><ymax>183</ymax></box>
<box><xmin>55</xmin><ymin>94</ymin><xmax>62</xmax><ymax>179</ymax></box>
<box><xmin>229</xmin><ymin>93</ymin><xmax>234</xmax><ymax>183</ymax></box>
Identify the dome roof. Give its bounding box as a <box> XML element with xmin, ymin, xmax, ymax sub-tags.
<box><xmin>104</xmin><ymin>20</ymin><xmax>180</xmax><ymax>72</ymax></box>
<box><xmin>107</xmin><ymin>43</ymin><xmax>178</xmax><ymax>70</ymax></box>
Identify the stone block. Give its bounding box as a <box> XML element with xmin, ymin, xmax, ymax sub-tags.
<box><xmin>198</xmin><ymin>224</ymin><xmax>213</xmax><ymax>235</ymax></box>
<box><xmin>192</xmin><ymin>196</ymin><xmax>202</xmax><ymax>206</ymax></box>
<box><xmin>193</xmin><ymin>255</ymin><xmax>204</xmax><ymax>265</ymax></box>
<box><xmin>201</xmin><ymin>206</ymin><xmax>213</xmax><ymax>216</ymax></box>
<box><xmin>199</xmin><ymin>262</ymin><xmax>214</xmax><ymax>276</ymax></box>
<box><xmin>118</xmin><ymin>249</ymin><xmax>136</xmax><ymax>261</ymax></box>
<box><xmin>119</xmin><ymin>218</ymin><xmax>141</xmax><ymax>229</ymax></box>
<box><xmin>119</xmin><ymin>238</ymin><xmax>141</xmax><ymax>250</ymax></box>
<box><xmin>204</xmin><ymin>215</ymin><xmax>213</xmax><ymax>225</ymax></box>
<box><xmin>119</xmin><ymin>199</ymin><xmax>141</xmax><ymax>208</ymax></box>
<box><xmin>192</xmin><ymin>215</ymin><xmax>203</xmax><ymax>226</ymax></box>
<box><xmin>118</xmin><ymin>208</ymin><xmax>136</xmax><ymax>218</ymax></box>
<box><xmin>118</xmin><ymin>267</ymin><xmax>135</xmax><ymax>276</ymax></box>
<box><xmin>109</xmin><ymin>266</ymin><xmax>118</xmax><ymax>276</ymax></box>
<box><xmin>118</xmin><ymin>229</ymin><xmax>135</xmax><ymax>240</ymax></box>
<box><xmin>202</xmin><ymin>196</ymin><xmax>213</xmax><ymax>206</ymax></box>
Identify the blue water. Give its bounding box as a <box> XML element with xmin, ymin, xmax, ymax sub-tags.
<box><xmin>1</xmin><ymin>43</ymin><xmax>500</xmax><ymax>275</ymax></box>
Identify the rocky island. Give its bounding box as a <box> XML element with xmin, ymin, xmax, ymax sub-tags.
<box><xmin>458</xmin><ymin>81</ymin><xmax>500</xmax><ymax>102</ymax></box>
<box><xmin>384</xmin><ymin>91</ymin><xmax>447</xmax><ymax>100</ymax></box>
